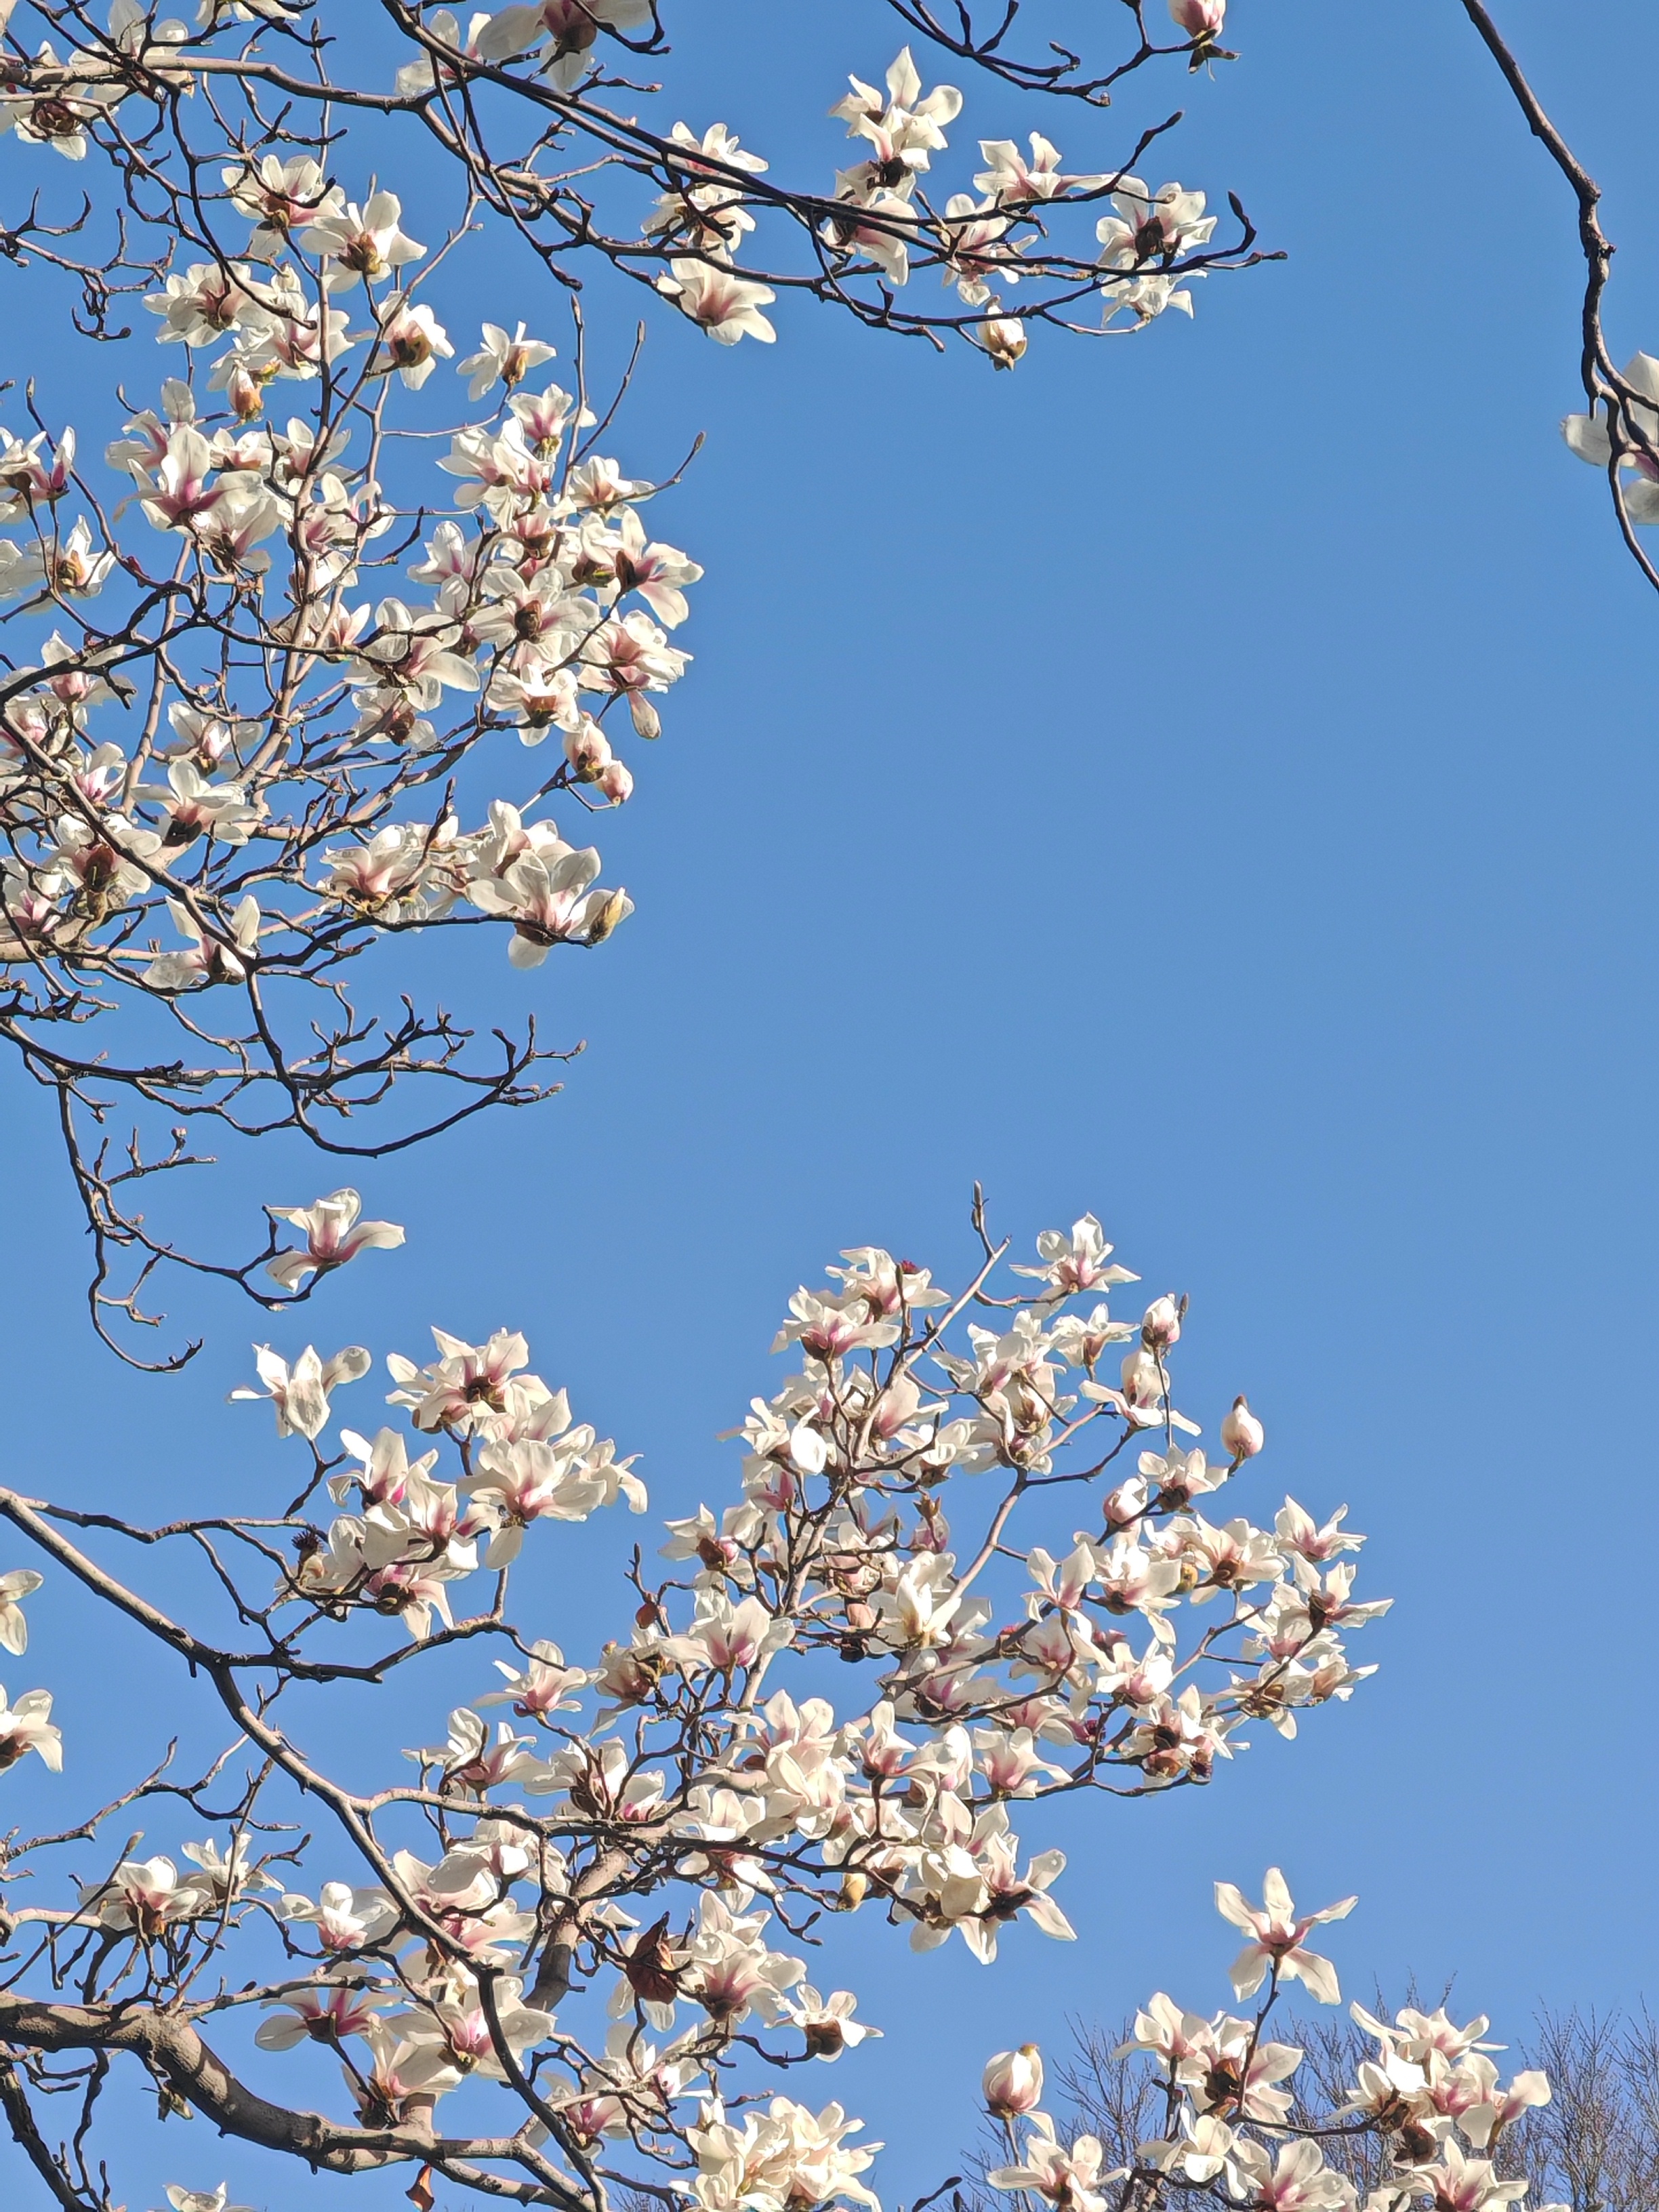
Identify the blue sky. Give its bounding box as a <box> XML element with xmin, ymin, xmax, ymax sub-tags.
<box><xmin>4</xmin><ymin>2</ymin><xmax>1659</xmax><ymax>2204</ymax></box>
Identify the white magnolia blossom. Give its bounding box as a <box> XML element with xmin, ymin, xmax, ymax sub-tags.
<box><xmin>657</xmin><ymin>260</ymin><xmax>779</xmax><ymax>344</ymax></box>
<box><xmin>229</xmin><ymin>1343</ymin><xmax>373</xmax><ymax>1440</ymax></box>
<box><xmin>0</xmin><ymin>1570</ymin><xmax>43</xmax><ymax>1657</ymax></box>
<box><xmin>267</xmin><ymin>1189</ymin><xmax>407</xmax><ymax>1292</ymax></box>
<box><xmin>1563</xmin><ymin>352</ymin><xmax>1659</xmax><ymax>522</ymax></box>
<box><xmin>0</xmin><ymin>1683</ymin><xmax>61</xmax><ymax>1771</ymax></box>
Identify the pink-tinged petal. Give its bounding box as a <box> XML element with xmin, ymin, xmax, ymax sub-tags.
<box><xmin>1212</xmin><ymin>1881</ymin><xmax>1252</xmax><ymax>1932</ymax></box>
<box><xmin>1228</xmin><ymin>1943</ymin><xmax>1269</xmax><ymax>2001</ymax></box>
<box><xmin>1261</xmin><ymin>1866</ymin><xmax>1294</xmax><ymax>1919</ymax></box>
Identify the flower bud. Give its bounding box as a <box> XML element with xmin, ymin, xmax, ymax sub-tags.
<box><xmin>1170</xmin><ymin>0</ymin><xmax>1225</xmax><ymax>33</ymax></box>
<box><xmin>1141</xmin><ymin>1293</ymin><xmax>1183</xmax><ymax>1353</ymax></box>
<box><xmin>983</xmin><ymin>2045</ymin><xmax>1044</xmax><ymax>2118</ymax></box>
<box><xmin>586</xmin><ymin>886</ymin><xmax>632</xmax><ymax>945</ymax></box>
<box><xmin>597</xmin><ymin>758</ymin><xmax>634</xmax><ymax>804</ymax></box>
<box><xmin>629</xmin><ymin>693</ymin><xmax>661</xmax><ymax>739</ymax></box>
<box><xmin>979</xmin><ymin>316</ymin><xmax>1027</xmax><ymax>371</ymax></box>
<box><xmin>226</xmin><ymin>362</ymin><xmax>265</xmax><ymax>423</ymax></box>
<box><xmin>836</xmin><ymin>1871</ymin><xmax>867</xmax><ymax>1912</ymax></box>
<box><xmin>1103</xmin><ymin>1475</ymin><xmax>1148</xmax><ymax>1528</ymax></box>
<box><xmin>1221</xmin><ymin>1393</ymin><xmax>1264</xmax><ymax>1462</ymax></box>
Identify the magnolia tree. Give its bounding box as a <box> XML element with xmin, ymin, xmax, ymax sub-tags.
<box><xmin>0</xmin><ymin>3</ymin><xmax>1626</xmax><ymax>2211</ymax></box>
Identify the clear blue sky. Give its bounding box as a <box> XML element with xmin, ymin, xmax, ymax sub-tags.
<box><xmin>3</xmin><ymin>3</ymin><xmax>1657</xmax><ymax>2205</ymax></box>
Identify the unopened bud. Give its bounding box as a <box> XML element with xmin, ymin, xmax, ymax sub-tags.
<box><xmin>1170</xmin><ymin>0</ymin><xmax>1225</xmax><ymax>34</ymax></box>
<box><xmin>1141</xmin><ymin>1293</ymin><xmax>1183</xmax><ymax>1353</ymax></box>
<box><xmin>983</xmin><ymin>2045</ymin><xmax>1044</xmax><ymax>2118</ymax></box>
<box><xmin>586</xmin><ymin>886</ymin><xmax>632</xmax><ymax>945</ymax></box>
<box><xmin>979</xmin><ymin>316</ymin><xmax>1027</xmax><ymax>371</ymax></box>
<box><xmin>628</xmin><ymin>693</ymin><xmax>661</xmax><ymax>739</ymax></box>
<box><xmin>1103</xmin><ymin>1475</ymin><xmax>1148</xmax><ymax>1528</ymax></box>
<box><xmin>837</xmin><ymin>1871</ymin><xmax>867</xmax><ymax>1912</ymax></box>
<box><xmin>227</xmin><ymin>363</ymin><xmax>264</xmax><ymax>422</ymax></box>
<box><xmin>597</xmin><ymin>758</ymin><xmax>634</xmax><ymax>804</ymax></box>
<box><xmin>1221</xmin><ymin>1394</ymin><xmax>1264</xmax><ymax>1462</ymax></box>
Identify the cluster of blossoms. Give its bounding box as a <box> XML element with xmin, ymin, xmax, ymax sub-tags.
<box><xmin>0</xmin><ymin>0</ymin><xmax>1261</xmax><ymax>1338</ymax></box>
<box><xmin>0</xmin><ymin>125</ymin><xmax>696</xmax><ymax>1331</ymax></box>
<box><xmin>0</xmin><ymin>1211</ymin><xmax>1414</xmax><ymax>2212</ymax></box>
<box><xmin>0</xmin><ymin>218</ymin><xmax>687</xmax><ymax>970</ymax></box>
<box><xmin>981</xmin><ymin>1870</ymin><xmax>1559</xmax><ymax>2212</ymax></box>
<box><xmin>638</xmin><ymin>18</ymin><xmax>1237</xmax><ymax>369</ymax></box>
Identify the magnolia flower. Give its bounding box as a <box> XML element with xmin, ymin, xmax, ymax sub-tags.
<box><xmin>375</xmin><ymin>300</ymin><xmax>454</xmax><ymax>388</ymax></box>
<box><xmin>1563</xmin><ymin>354</ymin><xmax>1659</xmax><ymax>521</ymax></box>
<box><xmin>1185</xmin><ymin>2018</ymin><xmax>1305</xmax><ymax>2124</ymax></box>
<box><xmin>785</xmin><ymin>1986</ymin><xmax>879</xmax><ymax>2060</ymax></box>
<box><xmin>668</xmin><ymin>1593</ymin><xmax>792</xmax><ymax>1676</ymax></box>
<box><xmin>393</xmin><ymin>7</ymin><xmax>487</xmax><ymax>94</ymax></box>
<box><xmin>81</xmin><ymin>1853</ymin><xmax>199</xmax><ymax>1936</ymax></box>
<box><xmin>1227</xmin><ymin>2138</ymin><xmax>1351</xmax><ymax>2212</ymax></box>
<box><xmin>586</xmin><ymin>507</ymin><xmax>704</xmax><ymax>626</ymax></box>
<box><xmin>300</xmin><ymin>191</ymin><xmax>426</xmax><ymax>289</ymax></box>
<box><xmin>230</xmin><ymin>1343</ymin><xmax>372</xmax><ymax>1440</ymax></box>
<box><xmin>226</xmin><ymin>152</ymin><xmax>342</xmax><ymax>258</ymax></box>
<box><xmin>984</xmin><ymin>2044</ymin><xmax>1045</xmax><ymax>2117</ymax></box>
<box><xmin>1213</xmin><ymin>1867</ymin><xmax>1356</xmax><ymax>2004</ymax></box>
<box><xmin>975</xmin><ymin>134</ymin><xmax>1103</xmax><ymax>205</ymax></box>
<box><xmin>987</xmin><ymin>2120</ymin><xmax>1110</xmax><ymax>2212</ymax></box>
<box><xmin>266</xmin><ymin>1189</ymin><xmax>406</xmax><ymax>1291</ymax></box>
<box><xmin>1013</xmin><ymin>1214</ymin><xmax>1138</xmax><ymax>1302</ymax></box>
<box><xmin>390</xmin><ymin>1973</ymin><xmax>554</xmax><ymax>2089</ymax></box>
<box><xmin>3</xmin><ymin>55</ymin><xmax>116</xmax><ymax>161</ymax></box>
<box><xmin>145</xmin><ymin>263</ymin><xmax>266</xmax><ymax>348</ymax></box>
<box><xmin>1460</xmin><ymin>2068</ymin><xmax>1552</xmax><ymax>2149</ymax></box>
<box><xmin>832</xmin><ymin>47</ymin><xmax>963</xmax><ymax>171</ymax></box>
<box><xmin>658</xmin><ymin>262</ymin><xmax>777</xmax><ymax>344</ymax></box>
<box><xmin>1143</xmin><ymin>2112</ymin><xmax>1242</xmax><ymax>2188</ymax></box>
<box><xmin>467</xmin><ymin>839</ymin><xmax>632</xmax><ymax>966</ymax></box>
<box><xmin>0</xmin><ymin>1570</ymin><xmax>43</xmax><ymax>1657</ymax></box>
<box><xmin>255</xmin><ymin>1980</ymin><xmax>388</xmax><ymax>2051</ymax></box>
<box><xmin>1170</xmin><ymin>0</ymin><xmax>1227</xmax><ymax>41</ymax></box>
<box><xmin>475</xmin><ymin>0</ymin><xmax>653</xmax><ymax>91</ymax></box>
<box><xmin>689</xmin><ymin>2095</ymin><xmax>882</xmax><ymax>2212</ymax></box>
<box><xmin>178</xmin><ymin>1835</ymin><xmax>270</xmax><ymax>1912</ymax></box>
<box><xmin>478</xmin><ymin>1639</ymin><xmax>590</xmax><ymax>1720</ymax></box>
<box><xmin>1405</xmin><ymin>2142</ymin><xmax>1531</xmax><ymax>2212</ymax></box>
<box><xmin>458</xmin><ymin>321</ymin><xmax>556</xmax><ymax>398</ymax></box>
<box><xmin>144</xmin><ymin>893</ymin><xmax>262</xmax><ymax>992</ymax></box>
<box><xmin>644</xmin><ymin>121</ymin><xmax>767</xmax><ymax>258</ymax></box>
<box><xmin>0</xmin><ymin>1683</ymin><xmax>61</xmax><ymax>1771</ymax></box>
<box><xmin>163</xmin><ymin>2189</ymin><xmax>255</xmax><ymax>2212</ymax></box>
<box><xmin>279</xmin><ymin>1879</ymin><xmax>400</xmax><ymax>1954</ymax></box>
<box><xmin>0</xmin><ymin>424</ymin><xmax>75</xmax><ymax>514</ymax></box>
<box><xmin>45</xmin><ymin>518</ymin><xmax>114</xmax><ymax>597</ymax></box>
<box><xmin>405</xmin><ymin>1706</ymin><xmax>550</xmax><ymax>1795</ymax></box>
